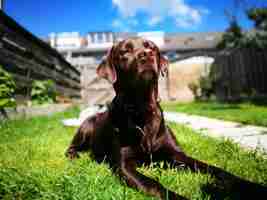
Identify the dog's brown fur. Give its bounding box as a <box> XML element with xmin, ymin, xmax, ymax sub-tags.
<box><xmin>66</xmin><ymin>37</ymin><xmax>267</xmax><ymax>200</ymax></box>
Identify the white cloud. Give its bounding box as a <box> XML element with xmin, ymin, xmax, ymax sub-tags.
<box><xmin>147</xmin><ymin>16</ymin><xmax>162</xmax><ymax>26</ymax></box>
<box><xmin>128</xmin><ymin>19</ymin><xmax>138</xmax><ymax>26</ymax></box>
<box><xmin>112</xmin><ymin>0</ymin><xmax>209</xmax><ymax>28</ymax></box>
<box><xmin>175</xmin><ymin>18</ymin><xmax>193</xmax><ymax>28</ymax></box>
<box><xmin>111</xmin><ymin>18</ymin><xmax>139</xmax><ymax>32</ymax></box>
<box><xmin>112</xmin><ymin>0</ymin><xmax>151</xmax><ymax>17</ymax></box>
<box><xmin>112</xmin><ymin>19</ymin><xmax>123</xmax><ymax>28</ymax></box>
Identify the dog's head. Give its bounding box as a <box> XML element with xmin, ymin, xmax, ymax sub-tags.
<box><xmin>97</xmin><ymin>37</ymin><xmax>168</xmax><ymax>90</ymax></box>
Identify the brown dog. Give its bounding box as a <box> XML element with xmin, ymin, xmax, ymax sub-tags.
<box><xmin>66</xmin><ymin>37</ymin><xmax>266</xmax><ymax>200</ymax></box>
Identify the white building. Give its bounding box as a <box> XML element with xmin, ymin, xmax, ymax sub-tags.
<box><xmin>48</xmin><ymin>31</ymin><xmax>165</xmax><ymax>52</ymax></box>
<box><xmin>137</xmin><ymin>31</ymin><xmax>165</xmax><ymax>48</ymax></box>
<box><xmin>49</xmin><ymin>32</ymin><xmax>82</xmax><ymax>50</ymax></box>
<box><xmin>86</xmin><ymin>32</ymin><xmax>114</xmax><ymax>50</ymax></box>
<box><xmin>48</xmin><ymin>31</ymin><xmax>166</xmax><ymax>69</ymax></box>
<box><xmin>49</xmin><ymin>31</ymin><xmax>115</xmax><ymax>52</ymax></box>
<box><xmin>0</xmin><ymin>0</ymin><xmax>4</xmax><ymax>10</ymax></box>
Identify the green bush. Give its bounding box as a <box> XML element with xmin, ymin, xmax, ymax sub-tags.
<box><xmin>31</xmin><ymin>80</ymin><xmax>56</xmax><ymax>105</ymax></box>
<box><xmin>188</xmin><ymin>76</ymin><xmax>214</xmax><ymax>101</ymax></box>
<box><xmin>0</xmin><ymin>65</ymin><xmax>16</xmax><ymax>109</ymax></box>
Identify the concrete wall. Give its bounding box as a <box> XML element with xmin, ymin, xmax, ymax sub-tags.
<box><xmin>168</xmin><ymin>56</ymin><xmax>214</xmax><ymax>102</ymax></box>
<box><xmin>158</xmin><ymin>75</ymin><xmax>169</xmax><ymax>101</ymax></box>
<box><xmin>80</xmin><ymin>64</ymin><xmax>114</xmax><ymax>105</ymax></box>
<box><xmin>138</xmin><ymin>31</ymin><xmax>165</xmax><ymax>48</ymax></box>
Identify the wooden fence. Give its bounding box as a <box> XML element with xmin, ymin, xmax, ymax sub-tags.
<box><xmin>0</xmin><ymin>11</ymin><xmax>81</xmax><ymax>100</ymax></box>
<box><xmin>212</xmin><ymin>48</ymin><xmax>267</xmax><ymax>101</ymax></box>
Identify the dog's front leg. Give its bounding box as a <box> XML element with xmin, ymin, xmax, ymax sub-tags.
<box><xmin>118</xmin><ymin>147</ymin><xmax>187</xmax><ymax>200</ymax></box>
<box><xmin>140</xmin><ymin>112</ymin><xmax>161</xmax><ymax>153</ymax></box>
<box><xmin>65</xmin><ymin>118</ymin><xmax>95</xmax><ymax>159</ymax></box>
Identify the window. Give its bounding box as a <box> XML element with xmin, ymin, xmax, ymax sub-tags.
<box><xmin>97</xmin><ymin>34</ymin><xmax>103</xmax><ymax>43</ymax></box>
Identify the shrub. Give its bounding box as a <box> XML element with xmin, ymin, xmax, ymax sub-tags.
<box><xmin>189</xmin><ymin>76</ymin><xmax>214</xmax><ymax>101</ymax></box>
<box><xmin>0</xmin><ymin>65</ymin><xmax>16</xmax><ymax>109</ymax></box>
<box><xmin>31</xmin><ymin>80</ymin><xmax>56</xmax><ymax>104</ymax></box>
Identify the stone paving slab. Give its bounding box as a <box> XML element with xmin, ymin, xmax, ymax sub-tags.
<box><xmin>164</xmin><ymin>112</ymin><xmax>267</xmax><ymax>152</ymax></box>
<box><xmin>232</xmin><ymin>135</ymin><xmax>267</xmax><ymax>151</ymax></box>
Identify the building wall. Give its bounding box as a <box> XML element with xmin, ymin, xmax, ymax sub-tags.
<box><xmin>158</xmin><ymin>75</ymin><xmax>169</xmax><ymax>101</ymax></box>
<box><xmin>137</xmin><ymin>31</ymin><xmax>165</xmax><ymax>48</ymax></box>
<box><xmin>168</xmin><ymin>57</ymin><xmax>214</xmax><ymax>102</ymax></box>
<box><xmin>0</xmin><ymin>0</ymin><xmax>3</xmax><ymax>10</ymax></box>
<box><xmin>49</xmin><ymin>32</ymin><xmax>115</xmax><ymax>51</ymax></box>
<box><xmin>87</xmin><ymin>32</ymin><xmax>114</xmax><ymax>44</ymax></box>
<box><xmin>80</xmin><ymin>63</ymin><xmax>115</xmax><ymax>105</ymax></box>
<box><xmin>49</xmin><ymin>32</ymin><xmax>82</xmax><ymax>50</ymax></box>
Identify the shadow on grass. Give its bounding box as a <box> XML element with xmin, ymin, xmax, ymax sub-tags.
<box><xmin>145</xmin><ymin>158</ymin><xmax>267</xmax><ymax>199</ymax></box>
<box><xmin>200</xmin><ymin>168</ymin><xmax>267</xmax><ymax>200</ymax></box>
<box><xmin>248</xmin><ymin>98</ymin><xmax>267</xmax><ymax>107</ymax></box>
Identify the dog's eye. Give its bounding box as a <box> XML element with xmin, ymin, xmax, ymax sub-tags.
<box><xmin>150</xmin><ymin>45</ymin><xmax>157</xmax><ymax>52</ymax></box>
<box><xmin>143</xmin><ymin>41</ymin><xmax>150</xmax><ymax>48</ymax></box>
<box><xmin>120</xmin><ymin>50</ymin><xmax>130</xmax><ymax>56</ymax></box>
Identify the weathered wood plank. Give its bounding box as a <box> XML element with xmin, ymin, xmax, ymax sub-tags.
<box><xmin>213</xmin><ymin>48</ymin><xmax>267</xmax><ymax>101</ymax></box>
<box><xmin>0</xmin><ymin>46</ymin><xmax>80</xmax><ymax>90</ymax></box>
<box><xmin>0</xmin><ymin>11</ymin><xmax>80</xmax><ymax>76</ymax></box>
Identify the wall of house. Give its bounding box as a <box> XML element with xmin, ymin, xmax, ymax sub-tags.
<box><xmin>49</xmin><ymin>32</ymin><xmax>82</xmax><ymax>50</ymax></box>
<box><xmin>168</xmin><ymin>56</ymin><xmax>214</xmax><ymax>102</ymax></box>
<box><xmin>137</xmin><ymin>31</ymin><xmax>165</xmax><ymax>48</ymax></box>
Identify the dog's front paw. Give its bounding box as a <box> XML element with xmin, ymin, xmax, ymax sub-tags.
<box><xmin>65</xmin><ymin>148</ymin><xmax>80</xmax><ymax>160</ymax></box>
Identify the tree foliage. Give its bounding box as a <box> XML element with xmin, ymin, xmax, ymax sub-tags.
<box><xmin>217</xmin><ymin>20</ymin><xmax>245</xmax><ymax>49</ymax></box>
<box><xmin>31</xmin><ymin>80</ymin><xmax>57</xmax><ymax>105</ymax></box>
<box><xmin>247</xmin><ymin>8</ymin><xmax>267</xmax><ymax>29</ymax></box>
<box><xmin>247</xmin><ymin>7</ymin><xmax>267</xmax><ymax>48</ymax></box>
<box><xmin>218</xmin><ymin>7</ymin><xmax>267</xmax><ymax>49</ymax></box>
<box><xmin>0</xmin><ymin>65</ymin><xmax>16</xmax><ymax>109</ymax></box>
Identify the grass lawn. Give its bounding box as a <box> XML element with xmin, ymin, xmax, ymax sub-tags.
<box><xmin>0</xmin><ymin>107</ymin><xmax>267</xmax><ymax>200</ymax></box>
<box><xmin>162</xmin><ymin>101</ymin><xmax>267</xmax><ymax>127</ymax></box>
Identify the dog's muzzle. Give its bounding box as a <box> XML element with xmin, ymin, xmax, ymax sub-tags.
<box><xmin>136</xmin><ymin>51</ymin><xmax>158</xmax><ymax>80</ymax></box>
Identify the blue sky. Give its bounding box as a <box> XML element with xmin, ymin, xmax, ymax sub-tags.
<box><xmin>4</xmin><ymin>0</ymin><xmax>257</xmax><ymax>38</ymax></box>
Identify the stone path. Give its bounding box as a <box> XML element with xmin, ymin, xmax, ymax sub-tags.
<box><xmin>164</xmin><ymin>112</ymin><xmax>267</xmax><ymax>152</ymax></box>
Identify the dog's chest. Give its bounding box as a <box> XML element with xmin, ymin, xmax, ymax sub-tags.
<box><xmin>109</xmin><ymin>93</ymin><xmax>164</xmax><ymax>146</ymax></box>
<box><xmin>109</xmin><ymin>98</ymin><xmax>151</xmax><ymax>145</ymax></box>
<box><xmin>114</xmin><ymin>108</ymin><xmax>145</xmax><ymax>145</ymax></box>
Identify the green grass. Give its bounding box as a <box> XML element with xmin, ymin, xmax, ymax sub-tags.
<box><xmin>162</xmin><ymin>101</ymin><xmax>267</xmax><ymax>127</ymax></box>
<box><xmin>0</xmin><ymin>107</ymin><xmax>267</xmax><ymax>199</ymax></box>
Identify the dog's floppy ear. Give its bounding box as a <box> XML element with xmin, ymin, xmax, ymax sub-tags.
<box><xmin>96</xmin><ymin>47</ymin><xmax>117</xmax><ymax>84</ymax></box>
<box><xmin>159</xmin><ymin>54</ymin><xmax>169</xmax><ymax>77</ymax></box>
